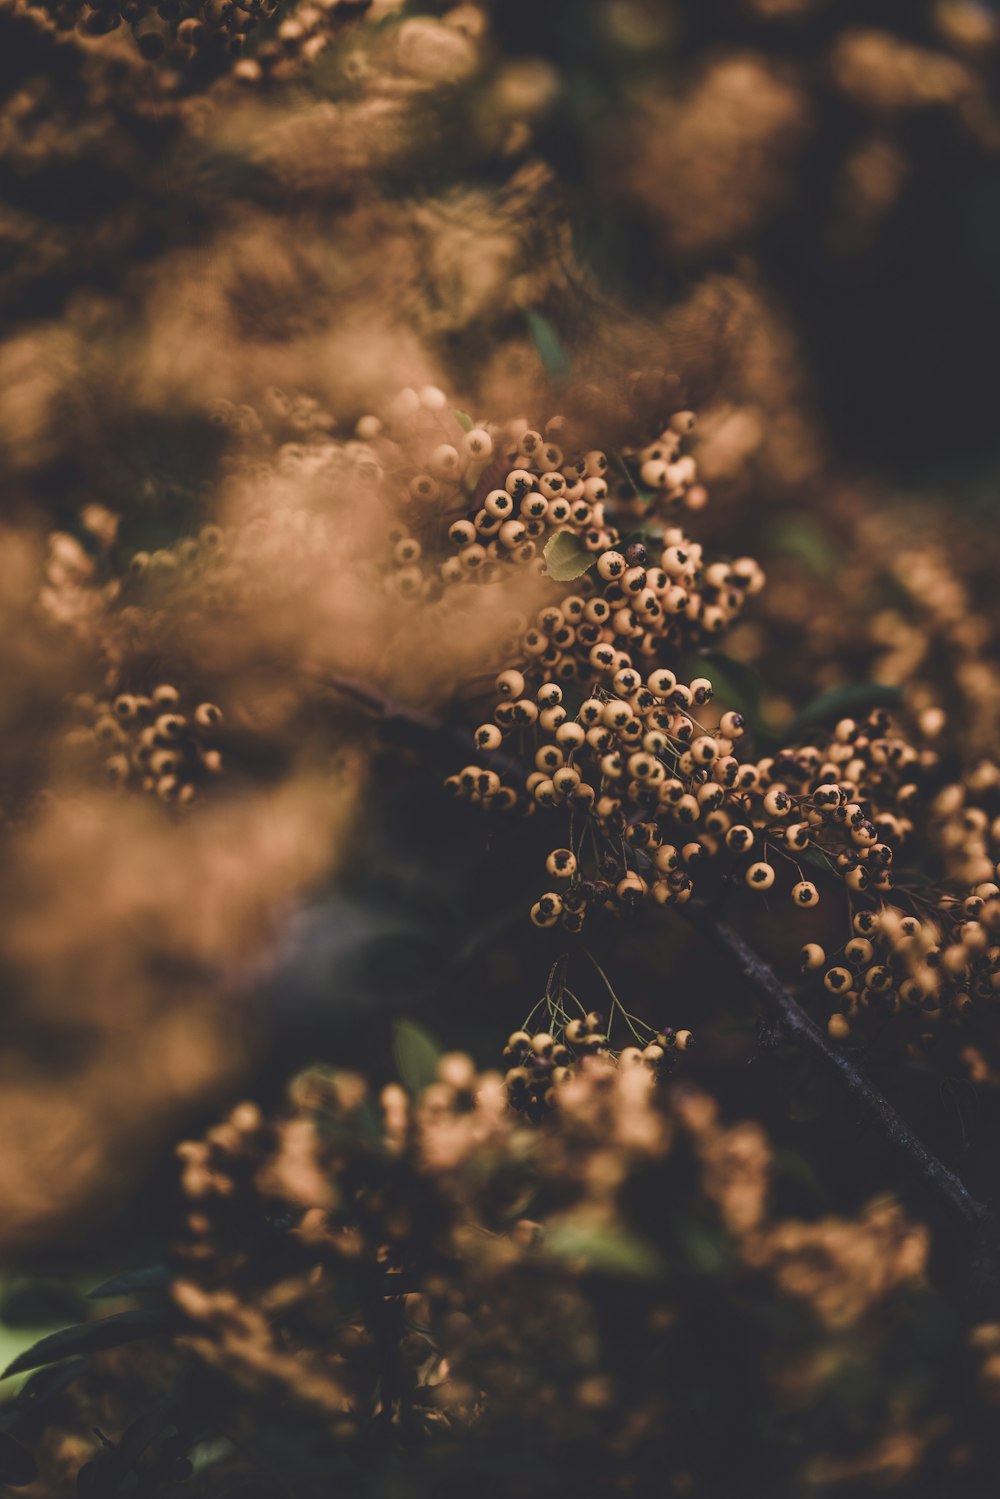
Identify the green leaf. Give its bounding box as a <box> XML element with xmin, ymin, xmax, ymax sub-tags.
<box><xmin>543</xmin><ymin>529</ymin><xmax>594</xmax><ymax>582</ymax></box>
<box><xmin>787</xmin><ymin>682</ymin><xmax>903</xmax><ymax>737</ymax></box>
<box><xmin>88</xmin><ymin>1266</ymin><xmax>170</xmax><ymax>1300</ymax></box>
<box><xmin>768</xmin><ymin>516</ymin><xmax>839</xmax><ymax>577</ymax></box>
<box><xmin>13</xmin><ymin>1357</ymin><xmax>90</xmax><ymax>1411</ymax></box>
<box><xmin>453</xmin><ymin>410</ymin><xmax>474</xmax><ymax>433</ymax></box>
<box><xmin>522</xmin><ymin>309</ymin><xmax>571</xmax><ymax>384</ymax></box>
<box><xmin>542</xmin><ymin>1222</ymin><xmax>665</xmax><ymax>1279</ymax></box>
<box><xmin>1</xmin><ymin>1310</ymin><xmax>170</xmax><ymax>1380</ymax></box>
<box><xmin>392</xmin><ymin>1019</ymin><xmax>442</xmax><ymax>1095</ymax></box>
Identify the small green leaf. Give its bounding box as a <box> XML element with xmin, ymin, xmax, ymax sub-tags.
<box><xmin>1</xmin><ymin>1310</ymin><xmax>170</xmax><ymax>1380</ymax></box>
<box><xmin>542</xmin><ymin>1223</ymin><xmax>665</xmax><ymax>1279</ymax></box>
<box><xmin>543</xmin><ymin>529</ymin><xmax>594</xmax><ymax>582</ymax></box>
<box><xmin>453</xmin><ymin>410</ymin><xmax>474</xmax><ymax>433</ymax></box>
<box><xmin>392</xmin><ymin>1019</ymin><xmax>442</xmax><ymax>1095</ymax></box>
<box><xmin>522</xmin><ymin>309</ymin><xmax>571</xmax><ymax>383</ymax></box>
<box><xmin>788</xmin><ymin>682</ymin><xmax>903</xmax><ymax>737</ymax></box>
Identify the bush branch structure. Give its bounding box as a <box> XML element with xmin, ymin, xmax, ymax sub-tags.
<box><xmin>324</xmin><ymin>671</ymin><xmax>995</xmax><ymax>1252</ymax></box>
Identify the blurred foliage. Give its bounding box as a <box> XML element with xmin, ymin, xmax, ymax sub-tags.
<box><xmin>0</xmin><ymin>0</ymin><xmax>998</xmax><ymax>1495</ymax></box>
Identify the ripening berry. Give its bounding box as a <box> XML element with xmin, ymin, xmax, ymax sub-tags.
<box><xmin>824</xmin><ymin>967</ymin><xmax>852</xmax><ymax>993</ymax></box>
<box><xmin>429</xmin><ymin>444</ymin><xmax>461</xmax><ymax>479</ymax></box>
<box><xmin>464</xmin><ymin>428</ymin><xmax>493</xmax><ymax>460</ymax></box>
<box><xmin>553</xmin><ymin>766</ymin><xmax>581</xmax><ymax>797</ymax></box>
<box><xmin>746</xmin><ymin>862</ymin><xmax>774</xmax><ymax>890</ymax></box>
<box><xmin>719</xmin><ymin>711</ymin><xmax>745</xmax><ymax>738</ymax></box>
<box><xmin>556</xmin><ymin>722</ymin><xmax>586</xmax><ymax>751</ymax></box>
<box><xmin>194</xmin><ymin>702</ymin><xmax>223</xmax><ymax>729</ymax></box>
<box><xmin>597</xmin><ymin>550</ymin><xmax>626</xmax><ymax>581</ymax></box>
<box><xmin>647</xmin><ymin>668</ymin><xmax>677</xmax><ymax>698</ymax></box>
<box><xmin>532</xmin><ymin>893</ymin><xmax>563</xmax><ymax>926</ymax></box>
<box><xmin>690</xmin><ymin>678</ymin><xmax>713</xmax><ymax>705</ymax></box>
<box><xmin>791</xmin><ymin>881</ymin><xmax>819</xmax><ymax>908</ymax></box>
<box><xmin>537</xmin><ymin>683</ymin><xmax>562</xmax><ymax>709</ymax></box>
<box><xmin>800</xmin><ymin>943</ymin><xmax>825</xmax><ymax>971</ymax></box>
<box><xmin>496</xmin><ymin>669</ymin><xmax>525</xmax><ymax>699</ymax></box>
<box><xmin>845</xmin><ymin>938</ymin><xmax>873</xmax><ymax>967</ymax></box>
<box><xmin>725</xmin><ymin>825</ymin><xmax>754</xmax><ymax>853</ymax></box>
<box><xmin>499</xmin><ymin>519</ymin><xmax>527</xmax><ymax>549</ymax></box>
<box><xmin>827</xmin><ymin>1013</ymin><xmax>851</xmax><ymax>1041</ymax></box>
<box><xmin>763</xmin><ymin>787</ymin><xmax>792</xmax><ymax>818</ymax></box>
<box><xmin>539</xmin><ymin>706</ymin><xmax>567</xmax><ymax>734</ymax></box>
<box><xmin>546</xmin><ymin>849</ymin><xmax>577</xmax><ymax>878</ymax></box>
<box><xmin>113</xmin><ymin>694</ymin><xmax>140</xmax><ymax>721</ymax></box>
<box><xmin>484</xmin><ymin>488</ymin><xmax>514</xmax><ymax>520</ymax></box>
<box><xmin>506</xmin><ymin>467</ymin><xmax>534</xmax><ymax>498</ymax></box>
<box><xmin>616</xmin><ymin>874</ymin><xmax>645</xmax><ymax>906</ymax></box>
<box><xmin>475</xmin><ymin>724</ymin><xmax>502</xmax><ymax>751</ymax></box>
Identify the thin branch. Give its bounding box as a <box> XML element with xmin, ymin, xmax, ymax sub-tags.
<box><xmin>685</xmin><ymin>904</ymin><xmax>992</xmax><ymax>1239</ymax></box>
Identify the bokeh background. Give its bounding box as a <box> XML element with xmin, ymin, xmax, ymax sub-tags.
<box><xmin>1</xmin><ymin>0</ymin><xmax>999</xmax><ymax>1444</ymax></box>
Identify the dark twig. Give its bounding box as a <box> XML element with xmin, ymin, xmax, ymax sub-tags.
<box><xmin>685</xmin><ymin>903</ymin><xmax>992</xmax><ymax>1240</ymax></box>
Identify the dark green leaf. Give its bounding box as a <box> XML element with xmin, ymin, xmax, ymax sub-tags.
<box><xmin>768</xmin><ymin>516</ymin><xmax>839</xmax><ymax>577</ymax></box>
<box><xmin>13</xmin><ymin>1357</ymin><xmax>90</xmax><ymax>1410</ymax></box>
<box><xmin>453</xmin><ymin>410</ymin><xmax>474</xmax><ymax>432</ymax></box>
<box><xmin>522</xmin><ymin>309</ymin><xmax>571</xmax><ymax>383</ymax></box>
<box><xmin>679</xmin><ymin>1224</ymin><xmax>730</xmax><ymax>1276</ymax></box>
<box><xmin>788</xmin><ymin>682</ymin><xmax>903</xmax><ymax>737</ymax></box>
<box><xmin>693</xmin><ymin>651</ymin><xmax>762</xmax><ymax>730</ymax></box>
<box><xmin>542</xmin><ymin>1223</ymin><xmax>665</xmax><ymax>1278</ymax></box>
<box><xmin>2</xmin><ymin>1310</ymin><xmax>171</xmax><ymax>1380</ymax></box>
<box><xmin>110</xmin><ymin>1402</ymin><xmax>177</xmax><ymax>1475</ymax></box>
<box><xmin>88</xmin><ymin>1266</ymin><xmax>170</xmax><ymax>1300</ymax></box>
<box><xmin>0</xmin><ymin>1431</ymin><xmax>37</xmax><ymax>1487</ymax></box>
<box><xmin>543</xmin><ymin>529</ymin><xmax>594</xmax><ymax>582</ymax></box>
<box><xmin>392</xmin><ymin>1019</ymin><xmax>442</xmax><ymax>1095</ymax></box>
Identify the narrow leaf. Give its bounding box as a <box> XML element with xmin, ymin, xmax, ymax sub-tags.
<box><xmin>543</xmin><ymin>529</ymin><xmax>594</xmax><ymax>582</ymax></box>
<box><xmin>88</xmin><ymin>1266</ymin><xmax>171</xmax><ymax>1300</ymax></box>
<box><xmin>695</xmin><ymin>651</ymin><xmax>762</xmax><ymax>730</ymax></box>
<box><xmin>392</xmin><ymin>1019</ymin><xmax>442</xmax><ymax>1095</ymax></box>
<box><xmin>453</xmin><ymin>410</ymin><xmax>474</xmax><ymax>432</ymax></box>
<box><xmin>13</xmin><ymin>1357</ymin><xmax>90</xmax><ymax>1409</ymax></box>
<box><xmin>788</xmin><ymin>682</ymin><xmax>903</xmax><ymax>736</ymax></box>
<box><xmin>522</xmin><ymin>309</ymin><xmax>571</xmax><ymax>383</ymax></box>
<box><xmin>2</xmin><ymin>1310</ymin><xmax>170</xmax><ymax>1380</ymax></box>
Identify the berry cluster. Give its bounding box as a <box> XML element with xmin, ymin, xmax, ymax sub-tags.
<box><xmin>66</xmin><ymin>685</ymin><xmax>224</xmax><ymax>805</ymax></box>
<box><xmin>804</xmin><ymin>880</ymin><xmax>1000</xmax><ymax>1054</ymax></box>
<box><xmin>502</xmin><ymin>1013</ymin><xmax>694</xmax><ymax>1116</ymax></box>
<box><xmin>16</xmin><ymin>0</ymin><xmax>370</xmax><ymax>75</ymax></box>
